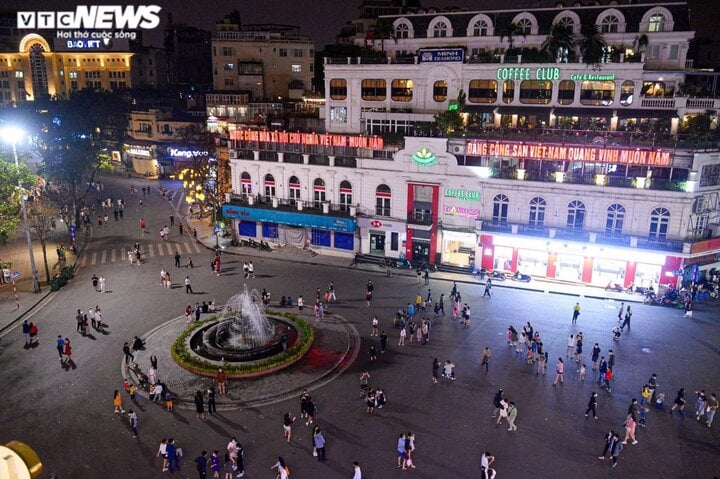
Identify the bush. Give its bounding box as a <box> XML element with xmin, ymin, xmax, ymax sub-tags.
<box><xmin>171</xmin><ymin>311</ymin><xmax>315</xmax><ymax>377</ymax></box>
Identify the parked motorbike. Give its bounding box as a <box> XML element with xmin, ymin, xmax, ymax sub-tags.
<box><xmin>490</xmin><ymin>270</ymin><xmax>507</xmax><ymax>281</ymax></box>
<box><xmin>605</xmin><ymin>281</ymin><xmax>624</xmax><ymax>292</ymax></box>
<box><xmin>512</xmin><ymin>271</ymin><xmax>532</xmax><ymax>282</ymax></box>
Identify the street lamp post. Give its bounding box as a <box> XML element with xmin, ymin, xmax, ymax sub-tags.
<box><xmin>2</xmin><ymin>127</ymin><xmax>41</xmax><ymax>293</ymax></box>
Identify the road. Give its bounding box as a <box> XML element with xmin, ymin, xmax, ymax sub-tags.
<box><xmin>0</xmin><ymin>174</ymin><xmax>718</xmax><ymax>479</ymax></box>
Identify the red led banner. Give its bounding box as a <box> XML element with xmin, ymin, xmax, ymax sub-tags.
<box><xmin>230</xmin><ymin>129</ymin><xmax>384</xmax><ymax>150</ymax></box>
<box><xmin>465</xmin><ymin>140</ymin><xmax>672</xmax><ymax>167</ymax></box>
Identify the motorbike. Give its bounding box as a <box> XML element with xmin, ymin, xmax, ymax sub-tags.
<box><xmin>512</xmin><ymin>271</ymin><xmax>532</xmax><ymax>282</ymax></box>
<box><xmin>605</xmin><ymin>281</ymin><xmax>624</xmax><ymax>292</ymax></box>
<box><xmin>490</xmin><ymin>270</ymin><xmax>507</xmax><ymax>281</ymax></box>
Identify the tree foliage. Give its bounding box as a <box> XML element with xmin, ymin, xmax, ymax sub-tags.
<box><xmin>433</xmin><ymin>90</ymin><xmax>466</xmax><ymax>137</ymax></box>
<box><xmin>499</xmin><ymin>23</ymin><xmax>526</xmax><ymax>52</ymax></box>
<box><xmin>542</xmin><ymin>24</ymin><xmax>575</xmax><ymax>61</ymax></box>
<box><xmin>0</xmin><ymin>153</ymin><xmax>35</xmax><ymax>245</ymax></box>
<box><xmin>26</xmin><ymin>195</ymin><xmax>60</xmax><ymax>283</ymax></box>
<box><xmin>579</xmin><ymin>23</ymin><xmax>606</xmax><ymax>65</ymax></box>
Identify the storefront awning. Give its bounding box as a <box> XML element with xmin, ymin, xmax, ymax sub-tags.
<box><xmin>464</xmin><ymin>105</ymin><xmax>497</xmax><ymax>114</ymax></box>
<box><xmin>615</xmin><ymin>109</ymin><xmax>677</xmax><ymax>119</ymax></box>
<box><xmin>221</xmin><ymin>204</ymin><xmax>356</xmax><ymax>233</ymax></box>
<box><xmin>440</xmin><ymin>224</ymin><xmax>477</xmax><ymax>235</ymax></box>
<box><xmin>496</xmin><ymin>106</ymin><xmax>551</xmax><ymax>116</ymax></box>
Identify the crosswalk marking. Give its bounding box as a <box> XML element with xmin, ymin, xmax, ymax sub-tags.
<box><xmin>148</xmin><ymin>244</ymin><xmax>155</xmax><ymax>257</ymax></box>
<box><xmin>166</xmin><ymin>242</ymin><xmax>174</xmax><ymax>255</ymax></box>
<box><xmin>91</xmin><ymin>251</ymin><xmax>98</xmax><ymax>265</ymax></box>
<box><xmin>192</xmin><ymin>241</ymin><xmax>201</xmax><ymax>253</ymax></box>
<box><xmin>79</xmin><ymin>241</ymin><xmax>200</xmax><ymax>267</ymax></box>
<box><xmin>183</xmin><ymin>242</ymin><xmax>193</xmax><ymax>254</ymax></box>
<box><xmin>110</xmin><ymin>249</ymin><xmax>116</xmax><ymax>262</ymax></box>
<box><xmin>101</xmin><ymin>250</ymin><xmax>107</xmax><ymax>264</ymax></box>
<box><xmin>156</xmin><ymin>242</ymin><xmax>164</xmax><ymax>256</ymax></box>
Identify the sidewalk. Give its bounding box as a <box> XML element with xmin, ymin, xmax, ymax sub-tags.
<box><xmin>185</xmin><ymin>213</ymin><xmax>647</xmax><ymax>305</ymax></box>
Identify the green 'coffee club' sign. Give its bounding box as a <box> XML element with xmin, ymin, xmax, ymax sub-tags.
<box><xmin>445</xmin><ymin>188</ymin><xmax>479</xmax><ymax>201</ymax></box>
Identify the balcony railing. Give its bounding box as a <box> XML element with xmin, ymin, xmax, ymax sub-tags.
<box><xmin>478</xmin><ymin>218</ymin><xmax>686</xmax><ymax>253</ymax></box>
<box><xmin>225</xmin><ymin>194</ymin><xmax>355</xmax><ymax>218</ymax></box>
<box><xmin>407</xmin><ymin>212</ymin><xmax>433</xmax><ymax>226</ymax></box>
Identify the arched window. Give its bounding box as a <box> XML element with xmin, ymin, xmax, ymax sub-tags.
<box><xmin>288</xmin><ymin>175</ymin><xmax>301</xmax><ymax>204</ymax></box>
<box><xmin>472</xmin><ymin>19</ymin><xmax>489</xmax><ymax>36</ymax></box>
<box><xmin>620</xmin><ymin>80</ymin><xmax>634</xmax><ymax>106</ymax></box>
<box><xmin>557</xmin><ymin>16</ymin><xmax>574</xmax><ymax>29</ymax></box>
<box><xmin>605</xmin><ymin>204</ymin><xmax>625</xmax><ymax>234</ymax></box>
<box><xmin>313</xmin><ymin>178</ymin><xmax>326</xmax><ymax>208</ymax></box>
<box><xmin>264</xmin><ymin>174</ymin><xmax>275</xmax><ymax>202</ymax></box>
<box><xmin>567</xmin><ymin>200</ymin><xmax>586</xmax><ymax>230</ymax></box>
<box><xmin>339</xmin><ymin>180</ymin><xmax>352</xmax><ymax>212</ymax></box>
<box><xmin>376</xmin><ymin>184</ymin><xmax>391</xmax><ymax>217</ymax></box>
<box><xmin>648</xmin><ymin>13</ymin><xmax>665</xmax><ymax>32</ymax></box>
<box><xmin>529</xmin><ymin>197</ymin><xmax>546</xmax><ymax>227</ymax></box>
<box><xmin>241</xmin><ymin>171</ymin><xmax>252</xmax><ymax>198</ymax></box>
<box><xmin>395</xmin><ymin>23</ymin><xmax>409</xmax><ymax>39</ymax></box>
<box><xmin>600</xmin><ymin>15</ymin><xmax>620</xmax><ymax>33</ymax></box>
<box><xmin>433</xmin><ymin>21</ymin><xmax>449</xmax><ymax>37</ymax></box>
<box><xmin>433</xmin><ymin>80</ymin><xmax>448</xmax><ymax>102</ymax></box>
<box><xmin>493</xmin><ymin>194</ymin><xmax>509</xmax><ymax>225</ymax></box>
<box><xmin>649</xmin><ymin>207</ymin><xmax>670</xmax><ymax>240</ymax></box>
<box><xmin>516</xmin><ymin>18</ymin><xmax>533</xmax><ymax>35</ymax></box>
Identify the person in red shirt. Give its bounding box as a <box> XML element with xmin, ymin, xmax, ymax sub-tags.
<box><xmin>63</xmin><ymin>338</ymin><xmax>72</xmax><ymax>364</ymax></box>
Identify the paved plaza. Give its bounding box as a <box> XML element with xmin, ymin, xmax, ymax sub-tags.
<box><xmin>0</xmin><ymin>175</ymin><xmax>719</xmax><ymax>479</ymax></box>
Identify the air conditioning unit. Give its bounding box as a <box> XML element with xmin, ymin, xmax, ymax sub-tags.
<box><xmin>453</xmin><ymin>144</ymin><xmax>465</xmax><ymax>154</ymax></box>
<box><xmin>349</xmin><ymin>206</ymin><xmax>357</xmax><ymax>217</ymax></box>
<box><xmin>225</xmin><ymin>193</ymin><xmax>231</xmax><ymax>203</ymax></box>
<box><xmin>322</xmin><ymin>202</ymin><xmax>330</xmax><ymax>214</ymax></box>
<box><xmin>229</xmin><ymin>150</ymin><xmax>238</xmax><ymax>159</ymax></box>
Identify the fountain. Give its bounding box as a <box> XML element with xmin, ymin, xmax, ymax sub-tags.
<box><xmin>189</xmin><ymin>286</ymin><xmax>299</xmax><ymax>363</ymax></box>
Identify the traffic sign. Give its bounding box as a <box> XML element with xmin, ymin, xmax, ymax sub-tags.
<box><xmin>69</xmin><ymin>225</ymin><xmax>77</xmax><ymax>238</ymax></box>
<box><xmin>213</xmin><ymin>226</ymin><xmax>221</xmax><ymax>234</ymax></box>
<box><xmin>12</xmin><ymin>271</ymin><xmax>20</xmax><ymax>279</ymax></box>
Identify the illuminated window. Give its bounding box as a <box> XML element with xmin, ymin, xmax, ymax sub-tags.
<box><xmin>433</xmin><ymin>21</ymin><xmax>449</xmax><ymax>37</ymax></box>
<box><xmin>605</xmin><ymin>204</ymin><xmax>625</xmax><ymax>234</ymax></box>
<box><xmin>641</xmin><ymin>81</ymin><xmax>665</xmax><ymax>97</ymax></box>
<box><xmin>648</xmin><ymin>13</ymin><xmax>665</xmax><ymax>32</ymax></box>
<box><xmin>620</xmin><ymin>80</ymin><xmax>634</xmax><ymax>106</ymax></box>
<box><xmin>580</xmin><ymin>81</ymin><xmax>615</xmax><ymax>106</ymax></box>
<box><xmin>224</xmin><ymin>63</ymin><xmax>234</xmax><ymax>71</ymax></box>
<box><xmin>520</xmin><ymin>80</ymin><xmax>552</xmax><ymax>104</ymax></box>
<box><xmin>493</xmin><ymin>194</ymin><xmax>509</xmax><ymax>225</ymax></box>
<box><xmin>264</xmin><ymin>174</ymin><xmax>276</xmax><ymax>201</ymax></box>
<box><xmin>240</xmin><ymin>171</ymin><xmax>252</xmax><ymax>198</ymax></box>
<box><xmin>649</xmin><ymin>207</ymin><xmax>670</xmax><ymax>240</ymax></box>
<box><xmin>313</xmin><ymin>178</ymin><xmax>326</xmax><ymax>208</ymax></box>
<box><xmin>468</xmin><ymin>79</ymin><xmax>498</xmax><ymax>103</ymax></box>
<box><xmin>502</xmin><ymin>80</ymin><xmax>515</xmax><ymax>103</ymax></box>
<box><xmin>330</xmin><ymin>107</ymin><xmax>347</xmax><ymax>123</ymax></box>
<box><xmin>433</xmin><ymin>80</ymin><xmax>448</xmax><ymax>102</ymax></box>
<box><xmin>391</xmin><ymin>79</ymin><xmax>413</xmax><ymax>102</ymax></box>
<box><xmin>566</xmin><ymin>200</ymin><xmax>586</xmax><ymax>230</ymax></box>
<box><xmin>529</xmin><ymin>197</ymin><xmax>546</xmax><ymax>227</ymax></box>
<box><xmin>361</xmin><ymin>79</ymin><xmax>386</xmax><ymax>101</ymax></box>
<box><xmin>558</xmin><ymin>80</ymin><xmax>575</xmax><ymax>105</ymax></box>
<box><xmin>376</xmin><ymin>184</ymin><xmax>391</xmax><ymax>217</ymax></box>
<box><xmin>291</xmin><ymin>64</ymin><xmax>301</xmax><ymax>73</ymax></box>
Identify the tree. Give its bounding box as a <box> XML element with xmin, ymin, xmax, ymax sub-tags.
<box><xmin>499</xmin><ymin>23</ymin><xmax>526</xmax><ymax>52</ymax></box>
<box><xmin>26</xmin><ymin>196</ymin><xmax>60</xmax><ymax>283</ymax></box>
<box><xmin>579</xmin><ymin>23</ymin><xmax>606</xmax><ymax>66</ymax></box>
<box><xmin>0</xmin><ymin>155</ymin><xmax>35</xmax><ymax>245</ymax></box>
<box><xmin>633</xmin><ymin>34</ymin><xmax>649</xmax><ymax>53</ymax></box>
<box><xmin>34</xmin><ymin>88</ymin><xmax>129</xmax><ymax>229</ymax></box>
<box><xmin>371</xmin><ymin>20</ymin><xmax>396</xmax><ymax>57</ymax></box>
<box><xmin>434</xmin><ymin>90</ymin><xmax>466</xmax><ymax>136</ymax></box>
<box><xmin>542</xmin><ymin>24</ymin><xmax>575</xmax><ymax>62</ymax></box>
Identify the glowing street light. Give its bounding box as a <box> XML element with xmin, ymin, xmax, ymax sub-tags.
<box><xmin>1</xmin><ymin>126</ymin><xmax>41</xmax><ymax>293</ymax></box>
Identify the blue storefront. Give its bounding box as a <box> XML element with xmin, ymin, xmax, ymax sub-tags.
<box><xmin>222</xmin><ymin>204</ymin><xmax>357</xmax><ymax>252</ymax></box>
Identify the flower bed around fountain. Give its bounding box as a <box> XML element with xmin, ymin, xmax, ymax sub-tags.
<box><xmin>171</xmin><ymin>311</ymin><xmax>315</xmax><ymax>379</ymax></box>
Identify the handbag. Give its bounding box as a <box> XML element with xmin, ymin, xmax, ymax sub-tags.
<box><xmin>312</xmin><ymin>448</ymin><xmax>318</xmax><ymax>457</ymax></box>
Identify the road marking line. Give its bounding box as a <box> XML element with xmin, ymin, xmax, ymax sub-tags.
<box><xmin>101</xmin><ymin>250</ymin><xmax>107</xmax><ymax>264</ymax></box>
<box><xmin>165</xmin><ymin>242</ymin><xmax>174</xmax><ymax>255</ymax></box>
<box><xmin>148</xmin><ymin>244</ymin><xmax>155</xmax><ymax>257</ymax></box>
<box><xmin>91</xmin><ymin>252</ymin><xmax>98</xmax><ymax>265</ymax></box>
<box><xmin>156</xmin><ymin>243</ymin><xmax>165</xmax><ymax>256</ymax></box>
<box><xmin>183</xmin><ymin>242</ymin><xmax>193</xmax><ymax>254</ymax></box>
<box><xmin>110</xmin><ymin>249</ymin><xmax>116</xmax><ymax>262</ymax></box>
<box><xmin>192</xmin><ymin>241</ymin><xmax>201</xmax><ymax>253</ymax></box>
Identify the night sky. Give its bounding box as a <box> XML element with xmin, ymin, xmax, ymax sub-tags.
<box><xmin>3</xmin><ymin>0</ymin><xmax>714</xmax><ymax>49</ymax></box>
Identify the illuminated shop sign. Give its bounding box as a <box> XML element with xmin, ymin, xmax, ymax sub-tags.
<box><xmin>496</xmin><ymin>67</ymin><xmax>560</xmax><ymax>81</ymax></box>
<box><xmin>230</xmin><ymin>129</ymin><xmax>384</xmax><ymax>149</ymax></box>
<box><xmin>496</xmin><ymin>67</ymin><xmax>616</xmax><ymax>82</ymax></box>
<box><xmin>419</xmin><ymin>48</ymin><xmax>464</xmax><ymax>63</ymax></box>
<box><xmin>444</xmin><ymin>205</ymin><xmax>479</xmax><ymax>218</ymax></box>
<box><xmin>411</xmin><ymin>147</ymin><xmax>437</xmax><ymax>167</ymax></box>
<box><xmin>445</xmin><ymin>189</ymin><xmax>479</xmax><ymax>201</ymax></box>
<box><xmin>166</xmin><ymin>147</ymin><xmax>209</xmax><ymax>158</ymax></box>
<box><xmin>126</xmin><ymin>146</ymin><xmax>151</xmax><ymax>157</ymax></box>
<box><xmin>465</xmin><ymin>140</ymin><xmax>671</xmax><ymax>167</ymax></box>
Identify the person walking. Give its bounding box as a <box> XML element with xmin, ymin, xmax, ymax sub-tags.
<box><xmin>591</xmin><ymin>343</ymin><xmax>601</xmax><ymax>370</ymax></box>
<box><xmin>195</xmin><ymin>451</ymin><xmax>208</xmax><ymax>479</ymax></box>
<box><xmin>352</xmin><ymin>461</ymin><xmax>362</xmax><ymax>479</ymax></box>
<box><xmin>396</xmin><ymin>433</ymin><xmax>407</xmax><ymax>468</ymax></box>
<box><xmin>185</xmin><ymin>276</ymin><xmax>194</xmax><ymax>294</ymax></box>
<box><xmin>492</xmin><ymin>389</ymin><xmax>504</xmax><ymax>418</ymax></box>
<box><xmin>706</xmin><ymin>393</ymin><xmax>718</xmax><ymax>428</ymax></box>
<box><xmin>313</xmin><ymin>426</ymin><xmax>327</xmax><ymax>462</ymax></box>
<box><xmin>157</xmin><ymin>439</ymin><xmax>169</xmax><ymax>472</ymax></box>
<box><xmin>207</xmin><ymin>388</ymin><xmax>217</xmax><ymax>414</ymax></box>
<box><xmin>62</xmin><ymin>338</ymin><xmax>72</xmax><ymax>365</ymax></box>
<box><xmin>585</xmin><ymin>391</ymin><xmax>599</xmax><ymax>419</ymax></box>
<box><xmin>56</xmin><ymin>335</ymin><xmax>65</xmax><ymax>361</ymax></box>
<box><xmin>670</xmin><ymin>388</ymin><xmax>686</xmax><ymax>414</ymax></box>
<box><xmin>122</xmin><ymin>342</ymin><xmax>135</xmax><ymax>365</ymax></box>
<box><xmin>99</xmin><ymin>275</ymin><xmax>106</xmax><ymax>293</ymax></box>
<box><xmin>92</xmin><ymin>274</ymin><xmax>99</xmax><ymax>291</ymax></box>
<box><xmin>483</xmin><ymin>279</ymin><xmax>492</xmax><ymax>298</ymax></box>
<box><xmin>216</xmin><ymin>367</ymin><xmax>227</xmax><ymax>395</ymax></box>
<box><xmin>603</xmin><ymin>368</ymin><xmax>614</xmax><ymax>392</ymax></box>
<box><xmin>553</xmin><ymin>358</ymin><xmax>565</xmax><ymax>385</ymax></box>
<box><xmin>166</xmin><ymin>438</ymin><xmax>179</xmax><ymax>473</ymax></box>
<box><xmin>506</xmin><ymin>401</ymin><xmax>518</xmax><ymax>431</ymax></box>
<box><xmin>398</xmin><ymin>325</ymin><xmax>406</xmax><ymax>346</ymax></box>
<box><xmin>572</xmin><ymin>302</ymin><xmax>581</xmax><ymax>324</ymax></box>
<box><xmin>695</xmin><ymin>390</ymin><xmax>707</xmax><ymax>421</ymax></box>
<box><xmin>194</xmin><ymin>390</ymin><xmax>206</xmax><ymax>420</ymax></box>
<box><xmin>248</xmin><ymin>261</ymin><xmax>255</xmax><ymax>279</ymax></box>
<box><xmin>597</xmin><ymin>356</ymin><xmax>608</xmax><ymax>384</ymax></box>
<box><xmin>113</xmin><ymin>390</ymin><xmax>125</xmax><ymax>414</ymax></box>
<box><xmin>432</xmin><ymin>358</ymin><xmax>440</xmax><ymax>384</ymax></box>
<box><xmin>598</xmin><ymin>430</ymin><xmax>617</xmax><ymax>460</ymax></box>
<box><xmin>175</xmin><ymin>251</ymin><xmax>181</xmax><ymax>268</ymax></box>
<box><xmin>610</xmin><ymin>433</ymin><xmax>623</xmax><ymax>468</ymax></box>
<box><xmin>283</xmin><ymin>412</ymin><xmax>296</xmax><ymax>442</ymax></box>
<box><xmin>621</xmin><ymin>306</ymin><xmax>632</xmax><ymax>330</ymax></box>
<box><xmin>359</xmin><ymin>371</ymin><xmax>370</xmax><ymax>397</ymax></box>
<box><xmin>370</xmin><ymin>316</ymin><xmax>379</xmax><ymax>337</ymax></box>
<box><xmin>566</xmin><ymin>335</ymin><xmax>575</xmax><ymax>357</ymax></box>
<box><xmin>380</xmin><ymin>331</ymin><xmax>388</xmax><ymax>353</ymax></box>
<box><xmin>271</xmin><ymin>457</ymin><xmax>290</xmax><ymax>479</ymax></box>
<box><xmin>481</xmin><ymin>347</ymin><xmax>492</xmax><ymax>373</ymax></box>
<box><xmin>622</xmin><ymin>414</ymin><xmax>638</xmax><ymax>444</ymax></box>
<box><xmin>22</xmin><ymin>320</ymin><xmax>30</xmax><ymax>346</ymax></box>
<box><xmin>128</xmin><ymin>410</ymin><xmax>138</xmax><ymax>438</ymax></box>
